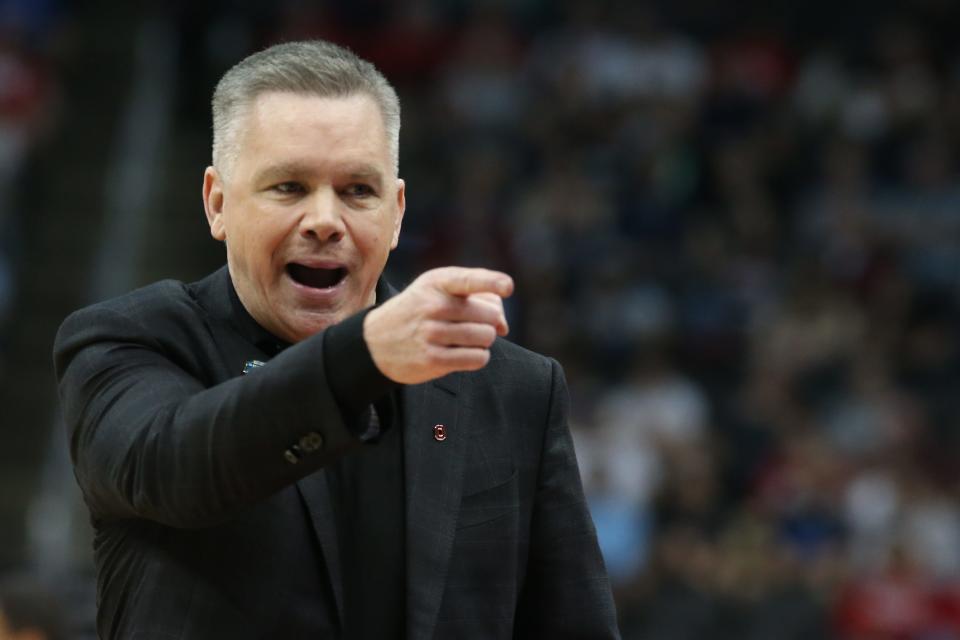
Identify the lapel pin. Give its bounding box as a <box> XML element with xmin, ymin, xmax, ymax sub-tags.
<box><xmin>433</xmin><ymin>424</ymin><xmax>447</xmax><ymax>442</ymax></box>
<box><xmin>242</xmin><ymin>360</ymin><xmax>266</xmax><ymax>375</ymax></box>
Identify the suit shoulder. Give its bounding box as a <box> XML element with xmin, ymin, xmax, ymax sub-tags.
<box><xmin>53</xmin><ymin>278</ymin><xmax>212</xmax><ymax>370</ymax></box>
<box><xmin>60</xmin><ymin>279</ymin><xmax>199</xmax><ymax>331</ymax></box>
<box><xmin>490</xmin><ymin>337</ymin><xmax>555</xmax><ymax>366</ymax></box>
<box><xmin>488</xmin><ymin>338</ymin><xmax>559</xmax><ymax>381</ymax></box>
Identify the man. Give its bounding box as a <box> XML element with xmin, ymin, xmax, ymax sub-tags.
<box><xmin>54</xmin><ymin>40</ymin><xmax>618</xmax><ymax>639</ymax></box>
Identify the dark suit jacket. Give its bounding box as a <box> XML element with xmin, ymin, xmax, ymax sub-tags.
<box><xmin>53</xmin><ymin>267</ymin><xmax>619</xmax><ymax>639</ymax></box>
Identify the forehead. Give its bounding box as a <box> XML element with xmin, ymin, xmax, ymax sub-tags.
<box><xmin>233</xmin><ymin>92</ymin><xmax>390</xmax><ymax>178</ymax></box>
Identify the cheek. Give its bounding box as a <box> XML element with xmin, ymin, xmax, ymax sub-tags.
<box><xmin>373</xmin><ymin>210</ymin><xmax>400</xmax><ymax>250</ymax></box>
<box><xmin>225</xmin><ymin>208</ymin><xmax>292</xmax><ymax>271</ymax></box>
<box><xmin>348</xmin><ymin>215</ymin><xmax>390</xmax><ymax>255</ymax></box>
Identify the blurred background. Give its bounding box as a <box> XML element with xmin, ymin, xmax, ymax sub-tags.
<box><xmin>1</xmin><ymin>0</ymin><xmax>959</xmax><ymax>638</ymax></box>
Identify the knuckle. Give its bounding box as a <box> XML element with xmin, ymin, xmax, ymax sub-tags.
<box><xmin>423</xmin><ymin>295</ymin><xmax>447</xmax><ymax>318</ymax></box>
<box><xmin>470</xmin><ymin>349</ymin><xmax>492</xmax><ymax>369</ymax></box>
<box><xmin>462</xmin><ymin>299</ymin><xmax>485</xmax><ymax>321</ymax></box>
<box><xmin>480</xmin><ymin>326</ymin><xmax>497</xmax><ymax>347</ymax></box>
<box><xmin>459</xmin><ymin>348</ymin><xmax>485</xmax><ymax>368</ymax></box>
<box><xmin>424</xmin><ymin>344</ymin><xmax>446</xmax><ymax>365</ymax></box>
<box><xmin>433</xmin><ymin>267</ymin><xmax>457</xmax><ymax>287</ymax></box>
<box><xmin>414</xmin><ymin>270</ymin><xmax>436</xmax><ymax>288</ymax></box>
<box><xmin>421</xmin><ymin>320</ymin><xmax>444</xmax><ymax>343</ymax></box>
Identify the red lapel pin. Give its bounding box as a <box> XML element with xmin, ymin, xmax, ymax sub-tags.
<box><xmin>433</xmin><ymin>424</ymin><xmax>447</xmax><ymax>442</ymax></box>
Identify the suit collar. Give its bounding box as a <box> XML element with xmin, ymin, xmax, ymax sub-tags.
<box><xmin>225</xmin><ymin>269</ymin><xmax>289</xmax><ymax>355</ymax></box>
<box><xmin>188</xmin><ymin>266</ymin><xmax>274</xmax><ymax>350</ymax></box>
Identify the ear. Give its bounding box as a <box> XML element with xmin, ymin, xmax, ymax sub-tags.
<box><xmin>390</xmin><ymin>178</ymin><xmax>406</xmax><ymax>250</ymax></box>
<box><xmin>203</xmin><ymin>166</ymin><xmax>227</xmax><ymax>242</ymax></box>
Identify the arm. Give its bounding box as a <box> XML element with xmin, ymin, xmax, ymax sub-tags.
<box><xmin>55</xmin><ymin>266</ymin><xmax>514</xmax><ymax>530</ymax></box>
<box><xmin>515</xmin><ymin>359</ymin><xmax>621</xmax><ymax>638</ymax></box>
<box><xmin>54</xmin><ymin>304</ymin><xmax>372</xmax><ymax>529</ymax></box>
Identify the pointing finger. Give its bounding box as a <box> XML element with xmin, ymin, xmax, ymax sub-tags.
<box><xmin>431</xmin><ymin>267</ymin><xmax>514</xmax><ymax>299</ymax></box>
<box><xmin>434</xmin><ymin>295</ymin><xmax>509</xmax><ymax>336</ymax></box>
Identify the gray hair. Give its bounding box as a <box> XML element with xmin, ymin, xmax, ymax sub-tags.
<box><xmin>211</xmin><ymin>40</ymin><xmax>401</xmax><ymax>177</ymax></box>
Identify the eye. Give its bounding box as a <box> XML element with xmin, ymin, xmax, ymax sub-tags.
<box><xmin>343</xmin><ymin>183</ymin><xmax>376</xmax><ymax>198</ymax></box>
<box><xmin>271</xmin><ymin>181</ymin><xmax>305</xmax><ymax>195</ymax></box>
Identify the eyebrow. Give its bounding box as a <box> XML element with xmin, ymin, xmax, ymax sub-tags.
<box><xmin>253</xmin><ymin>161</ymin><xmax>384</xmax><ymax>186</ymax></box>
<box><xmin>345</xmin><ymin>166</ymin><xmax>384</xmax><ymax>181</ymax></box>
<box><xmin>252</xmin><ymin>162</ymin><xmax>312</xmax><ymax>186</ymax></box>
<box><xmin>339</xmin><ymin>166</ymin><xmax>385</xmax><ymax>189</ymax></box>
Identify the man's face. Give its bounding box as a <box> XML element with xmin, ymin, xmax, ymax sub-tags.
<box><xmin>203</xmin><ymin>92</ymin><xmax>405</xmax><ymax>343</ymax></box>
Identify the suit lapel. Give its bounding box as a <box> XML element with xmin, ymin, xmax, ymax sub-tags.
<box><xmin>233</xmin><ymin>343</ymin><xmax>347</xmax><ymax>624</ymax></box>
<box><xmin>296</xmin><ymin>472</ymin><xmax>345</xmax><ymax>624</ymax></box>
<box><xmin>404</xmin><ymin>373</ymin><xmax>467</xmax><ymax>639</ymax></box>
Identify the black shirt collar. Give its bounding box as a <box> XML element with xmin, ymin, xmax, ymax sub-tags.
<box><xmin>226</xmin><ymin>275</ymin><xmax>290</xmax><ymax>356</ymax></box>
<box><xmin>225</xmin><ymin>272</ymin><xmax>394</xmax><ymax>355</ymax></box>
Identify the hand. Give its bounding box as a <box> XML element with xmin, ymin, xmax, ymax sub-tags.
<box><xmin>363</xmin><ymin>267</ymin><xmax>514</xmax><ymax>384</ymax></box>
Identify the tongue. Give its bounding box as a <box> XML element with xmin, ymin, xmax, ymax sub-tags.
<box><xmin>288</xmin><ymin>264</ymin><xmax>344</xmax><ymax>289</ymax></box>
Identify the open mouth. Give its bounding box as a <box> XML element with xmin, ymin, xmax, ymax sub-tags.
<box><xmin>286</xmin><ymin>263</ymin><xmax>347</xmax><ymax>289</ymax></box>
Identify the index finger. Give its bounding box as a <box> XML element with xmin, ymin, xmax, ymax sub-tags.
<box><xmin>431</xmin><ymin>267</ymin><xmax>514</xmax><ymax>299</ymax></box>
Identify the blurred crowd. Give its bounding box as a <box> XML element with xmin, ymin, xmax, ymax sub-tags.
<box><xmin>0</xmin><ymin>0</ymin><xmax>60</xmax><ymax>369</ymax></box>
<box><xmin>281</xmin><ymin>2</ymin><xmax>958</xmax><ymax>638</ymax></box>
<box><xmin>5</xmin><ymin>0</ymin><xmax>960</xmax><ymax>637</ymax></box>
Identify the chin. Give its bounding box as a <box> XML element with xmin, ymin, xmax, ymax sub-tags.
<box><xmin>286</xmin><ymin>311</ymin><xmax>345</xmax><ymax>341</ymax></box>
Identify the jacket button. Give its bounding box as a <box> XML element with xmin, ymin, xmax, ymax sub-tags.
<box><xmin>299</xmin><ymin>432</ymin><xmax>324</xmax><ymax>452</ymax></box>
<box><xmin>433</xmin><ymin>424</ymin><xmax>447</xmax><ymax>441</ymax></box>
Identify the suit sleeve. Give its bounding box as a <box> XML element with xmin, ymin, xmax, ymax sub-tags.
<box><xmin>515</xmin><ymin>359</ymin><xmax>621</xmax><ymax>639</ymax></box>
<box><xmin>54</xmin><ymin>304</ymin><xmax>379</xmax><ymax>529</ymax></box>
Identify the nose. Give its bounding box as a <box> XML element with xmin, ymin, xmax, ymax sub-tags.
<box><xmin>299</xmin><ymin>187</ymin><xmax>345</xmax><ymax>242</ymax></box>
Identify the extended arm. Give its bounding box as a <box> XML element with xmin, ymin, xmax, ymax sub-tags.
<box><xmin>55</xmin><ymin>305</ymin><xmax>368</xmax><ymax>528</ymax></box>
<box><xmin>55</xmin><ymin>266</ymin><xmax>514</xmax><ymax>530</ymax></box>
